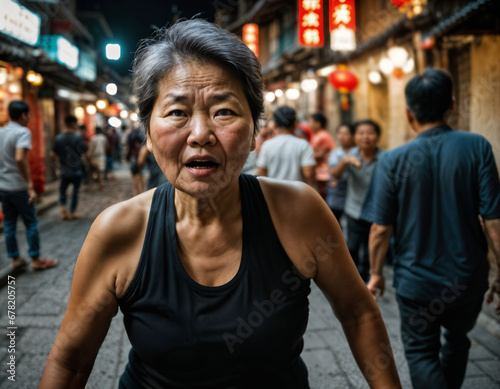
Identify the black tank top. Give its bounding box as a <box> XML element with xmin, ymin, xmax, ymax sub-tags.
<box><xmin>118</xmin><ymin>174</ymin><xmax>311</xmax><ymax>388</ymax></box>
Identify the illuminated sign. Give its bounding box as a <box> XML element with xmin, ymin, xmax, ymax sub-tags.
<box><xmin>76</xmin><ymin>50</ymin><xmax>97</xmax><ymax>81</ymax></box>
<box><xmin>40</xmin><ymin>35</ymin><xmax>79</xmax><ymax>70</ymax></box>
<box><xmin>298</xmin><ymin>0</ymin><xmax>324</xmax><ymax>47</ymax></box>
<box><xmin>0</xmin><ymin>0</ymin><xmax>41</xmax><ymax>46</ymax></box>
<box><xmin>329</xmin><ymin>0</ymin><xmax>356</xmax><ymax>51</ymax></box>
<box><xmin>242</xmin><ymin>24</ymin><xmax>259</xmax><ymax>57</ymax></box>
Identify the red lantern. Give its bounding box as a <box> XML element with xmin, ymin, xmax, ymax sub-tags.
<box><xmin>328</xmin><ymin>65</ymin><xmax>358</xmax><ymax>110</ymax></box>
<box><xmin>390</xmin><ymin>0</ymin><xmax>411</xmax><ymax>7</ymax></box>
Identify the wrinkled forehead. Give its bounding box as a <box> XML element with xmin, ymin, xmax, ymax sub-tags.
<box><xmin>156</xmin><ymin>60</ymin><xmax>247</xmax><ymax>102</ymax></box>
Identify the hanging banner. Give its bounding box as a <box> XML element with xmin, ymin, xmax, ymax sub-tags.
<box><xmin>298</xmin><ymin>0</ymin><xmax>324</xmax><ymax>47</ymax></box>
<box><xmin>242</xmin><ymin>24</ymin><xmax>259</xmax><ymax>57</ymax></box>
<box><xmin>329</xmin><ymin>0</ymin><xmax>356</xmax><ymax>51</ymax></box>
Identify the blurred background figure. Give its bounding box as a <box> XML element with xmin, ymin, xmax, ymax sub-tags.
<box><xmin>104</xmin><ymin>126</ymin><xmax>118</xmax><ymax>180</ymax></box>
<box><xmin>88</xmin><ymin>127</ymin><xmax>108</xmax><ymax>189</ymax></box>
<box><xmin>50</xmin><ymin>115</ymin><xmax>88</xmax><ymax>220</ymax></box>
<box><xmin>331</xmin><ymin>119</ymin><xmax>383</xmax><ymax>282</ymax></box>
<box><xmin>325</xmin><ymin>123</ymin><xmax>355</xmax><ymax>229</ymax></box>
<box><xmin>127</xmin><ymin>126</ymin><xmax>146</xmax><ymax>196</ymax></box>
<box><xmin>78</xmin><ymin>124</ymin><xmax>91</xmax><ymax>184</ymax></box>
<box><xmin>295</xmin><ymin>121</ymin><xmax>313</xmax><ymax>142</ymax></box>
<box><xmin>120</xmin><ymin>124</ymin><xmax>133</xmax><ymax>162</ymax></box>
<box><xmin>257</xmin><ymin>106</ymin><xmax>316</xmax><ymax>188</ymax></box>
<box><xmin>309</xmin><ymin>113</ymin><xmax>336</xmax><ymax>198</ymax></box>
<box><xmin>255</xmin><ymin>118</ymin><xmax>275</xmax><ymax>155</ymax></box>
<box><xmin>136</xmin><ymin>144</ymin><xmax>168</xmax><ymax>190</ymax></box>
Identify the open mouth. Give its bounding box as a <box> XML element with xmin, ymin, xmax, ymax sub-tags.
<box><xmin>185</xmin><ymin>160</ymin><xmax>219</xmax><ymax>169</ymax></box>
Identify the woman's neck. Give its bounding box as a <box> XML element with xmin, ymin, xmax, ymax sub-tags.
<box><xmin>174</xmin><ymin>182</ymin><xmax>241</xmax><ymax>227</ymax></box>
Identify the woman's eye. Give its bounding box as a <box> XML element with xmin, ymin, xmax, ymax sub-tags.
<box><xmin>168</xmin><ymin>110</ymin><xmax>185</xmax><ymax>117</ymax></box>
<box><xmin>216</xmin><ymin>109</ymin><xmax>234</xmax><ymax>116</ymax></box>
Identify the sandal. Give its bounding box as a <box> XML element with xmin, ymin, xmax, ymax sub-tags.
<box><xmin>12</xmin><ymin>257</ymin><xmax>28</xmax><ymax>269</ymax></box>
<box><xmin>31</xmin><ymin>258</ymin><xmax>59</xmax><ymax>271</ymax></box>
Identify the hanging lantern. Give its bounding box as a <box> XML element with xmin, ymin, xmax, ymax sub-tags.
<box><xmin>390</xmin><ymin>0</ymin><xmax>411</xmax><ymax>7</ymax></box>
<box><xmin>328</xmin><ymin>65</ymin><xmax>358</xmax><ymax>111</ymax></box>
<box><xmin>390</xmin><ymin>0</ymin><xmax>427</xmax><ymax>18</ymax></box>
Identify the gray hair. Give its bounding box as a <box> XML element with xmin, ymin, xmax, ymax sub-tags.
<box><xmin>133</xmin><ymin>19</ymin><xmax>264</xmax><ymax>135</ymax></box>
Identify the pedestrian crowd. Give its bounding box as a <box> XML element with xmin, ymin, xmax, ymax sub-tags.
<box><xmin>0</xmin><ymin>18</ymin><xmax>499</xmax><ymax>389</ymax></box>
<box><xmin>249</xmin><ymin>68</ymin><xmax>500</xmax><ymax>389</ymax></box>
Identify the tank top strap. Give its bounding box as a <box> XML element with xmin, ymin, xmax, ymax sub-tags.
<box><xmin>238</xmin><ymin>174</ymin><xmax>282</xmax><ymax>246</ymax></box>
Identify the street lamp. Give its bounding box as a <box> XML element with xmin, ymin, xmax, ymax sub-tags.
<box><xmin>106</xmin><ymin>83</ymin><xmax>117</xmax><ymax>96</ymax></box>
<box><xmin>86</xmin><ymin>105</ymin><xmax>97</xmax><ymax>115</ymax></box>
<box><xmin>285</xmin><ymin>88</ymin><xmax>300</xmax><ymax>100</ymax></box>
<box><xmin>106</xmin><ymin>44</ymin><xmax>121</xmax><ymax>60</ymax></box>
<box><xmin>265</xmin><ymin>91</ymin><xmax>276</xmax><ymax>102</ymax></box>
<box><xmin>96</xmin><ymin>100</ymin><xmax>108</xmax><ymax>110</ymax></box>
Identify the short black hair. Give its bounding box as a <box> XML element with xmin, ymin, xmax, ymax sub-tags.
<box><xmin>95</xmin><ymin>127</ymin><xmax>104</xmax><ymax>135</ymax></box>
<box><xmin>8</xmin><ymin>100</ymin><xmax>29</xmax><ymax>121</ymax></box>
<box><xmin>353</xmin><ymin>119</ymin><xmax>381</xmax><ymax>136</ymax></box>
<box><xmin>337</xmin><ymin>123</ymin><xmax>354</xmax><ymax>135</ymax></box>
<box><xmin>405</xmin><ymin>68</ymin><xmax>453</xmax><ymax>124</ymax></box>
<box><xmin>65</xmin><ymin>115</ymin><xmax>78</xmax><ymax>127</ymax></box>
<box><xmin>310</xmin><ymin>112</ymin><xmax>327</xmax><ymax>128</ymax></box>
<box><xmin>273</xmin><ymin>106</ymin><xmax>296</xmax><ymax>129</ymax></box>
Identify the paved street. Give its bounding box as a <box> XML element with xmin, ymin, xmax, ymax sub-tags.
<box><xmin>0</xmin><ymin>167</ymin><xmax>499</xmax><ymax>388</ymax></box>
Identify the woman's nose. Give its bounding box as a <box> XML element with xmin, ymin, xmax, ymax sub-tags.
<box><xmin>187</xmin><ymin>116</ymin><xmax>216</xmax><ymax>147</ymax></box>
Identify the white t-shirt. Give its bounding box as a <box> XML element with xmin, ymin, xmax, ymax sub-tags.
<box><xmin>0</xmin><ymin>122</ymin><xmax>32</xmax><ymax>191</ymax></box>
<box><xmin>256</xmin><ymin>134</ymin><xmax>315</xmax><ymax>182</ymax></box>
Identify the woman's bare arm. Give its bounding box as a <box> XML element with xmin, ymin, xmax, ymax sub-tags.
<box><xmin>40</xmin><ymin>195</ymin><xmax>151</xmax><ymax>388</ymax></box>
<box><xmin>260</xmin><ymin>179</ymin><xmax>401</xmax><ymax>388</ymax></box>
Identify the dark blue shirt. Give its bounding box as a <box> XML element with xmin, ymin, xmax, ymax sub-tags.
<box><xmin>52</xmin><ymin>132</ymin><xmax>87</xmax><ymax>176</ymax></box>
<box><xmin>362</xmin><ymin>126</ymin><xmax>500</xmax><ymax>302</ymax></box>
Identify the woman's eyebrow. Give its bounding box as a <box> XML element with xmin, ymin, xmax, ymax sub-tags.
<box><xmin>209</xmin><ymin>92</ymin><xmax>239</xmax><ymax>103</ymax></box>
<box><xmin>165</xmin><ymin>94</ymin><xmax>189</xmax><ymax>103</ymax></box>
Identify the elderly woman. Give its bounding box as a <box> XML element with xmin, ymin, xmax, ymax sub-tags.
<box><xmin>40</xmin><ymin>20</ymin><xmax>401</xmax><ymax>388</ymax></box>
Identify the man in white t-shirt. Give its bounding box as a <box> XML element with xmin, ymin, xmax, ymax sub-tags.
<box><xmin>256</xmin><ymin>106</ymin><xmax>316</xmax><ymax>187</ymax></box>
<box><xmin>0</xmin><ymin>100</ymin><xmax>58</xmax><ymax>270</ymax></box>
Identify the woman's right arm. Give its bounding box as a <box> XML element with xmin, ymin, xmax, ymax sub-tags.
<box><xmin>40</xmin><ymin>198</ymin><xmax>149</xmax><ymax>388</ymax></box>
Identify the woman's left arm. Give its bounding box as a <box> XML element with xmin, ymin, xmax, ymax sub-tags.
<box><xmin>260</xmin><ymin>179</ymin><xmax>401</xmax><ymax>388</ymax></box>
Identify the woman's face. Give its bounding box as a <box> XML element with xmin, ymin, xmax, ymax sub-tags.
<box><xmin>147</xmin><ymin>61</ymin><xmax>255</xmax><ymax>198</ymax></box>
<box><xmin>354</xmin><ymin>123</ymin><xmax>379</xmax><ymax>151</ymax></box>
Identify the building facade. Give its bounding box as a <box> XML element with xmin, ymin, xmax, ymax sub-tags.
<box><xmin>217</xmin><ymin>0</ymin><xmax>500</xmax><ymax>170</ymax></box>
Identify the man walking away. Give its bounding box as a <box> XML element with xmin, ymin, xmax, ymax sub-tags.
<box><xmin>51</xmin><ymin>115</ymin><xmax>88</xmax><ymax>220</ymax></box>
<box><xmin>257</xmin><ymin>106</ymin><xmax>316</xmax><ymax>188</ymax></box>
<box><xmin>363</xmin><ymin>68</ymin><xmax>500</xmax><ymax>389</ymax></box>
<box><xmin>0</xmin><ymin>100</ymin><xmax>58</xmax><ymax>270</ymax></box>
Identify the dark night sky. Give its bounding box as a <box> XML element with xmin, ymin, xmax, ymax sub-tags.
<box><xmin>76</xmin><ymin>0</ymin><xmax>217</xmax><ymax>77</ymax></box>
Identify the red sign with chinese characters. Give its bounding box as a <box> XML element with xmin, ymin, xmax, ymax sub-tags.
<box><xmin>298</xmin><ymin>0</ymin><xmax>324</xmax><ymax>47</ymax></box>
<box><xmin>242</xmin><ymin>24</ymin><xmax>259</xmax><ymax>57</ymax></box>
<box><xmin>329</xmin><ymin>0</ymin><xmax>356</xmax><ymax>51</ymax></box>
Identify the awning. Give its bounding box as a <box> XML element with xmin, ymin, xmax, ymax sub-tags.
<box><xmin>426</xmin><ymin>0</ymin><xmax>493</xmax><ymax>38</ymax></box>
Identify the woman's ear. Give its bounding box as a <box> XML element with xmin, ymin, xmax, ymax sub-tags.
<box><xmin>146</xmin><ymin>133</ymin><xmax>154</xmax><ymax>153</ymax></box>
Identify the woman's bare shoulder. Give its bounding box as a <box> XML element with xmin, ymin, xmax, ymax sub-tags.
<box><xmin>257</xmin><ymin>177</ymin><xmax>325</xmax><ymax>220</ymax></box>
<box><xmin>256</xmin><ymin>177</ymin><xmax>336</xmax><ymax>279</ymax></box>
<box><xmin>75</xmin><ymin>189</ymin><xmax>157</xmax><ymax>299</ymax></box>
<box><xmin>90</xmin><ymin>188</ymin><xmax>156</xmax><ymax>244</ymax></box>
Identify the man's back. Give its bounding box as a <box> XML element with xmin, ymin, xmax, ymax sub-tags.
<box><xmin>0</xmin><ymin>122</ymin><xmax>31</xmax><ymax>191</ymax></box>
<box><xmin>365</xmin><ymin>126</ymin><xmax>500</xmax><ymax>301</ymax></box>
<box><xmin>257</xmin><ymin>134</ymin><xmax>315</xmax><ymax>182</ymax></box>
<box><xmin>53</xmin><ymin>132</ymin><xmax>87</xmax><ymax>175</ymax></box>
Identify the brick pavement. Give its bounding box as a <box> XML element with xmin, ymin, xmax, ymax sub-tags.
<box><xmin>0</xmin><ymin>167</ymin><xmax>498</xmax><ymax>388</ymax></box>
